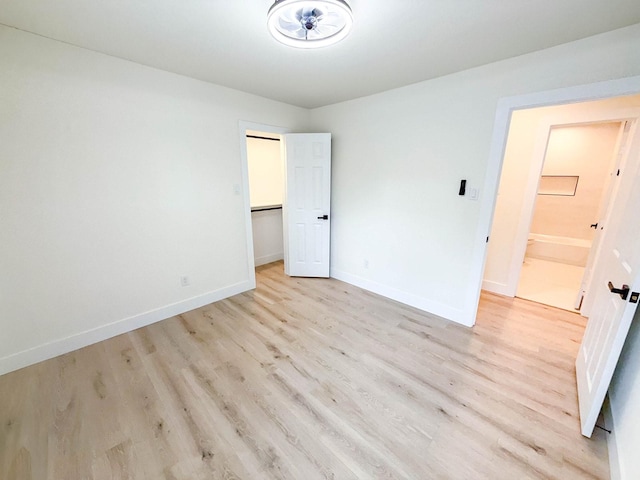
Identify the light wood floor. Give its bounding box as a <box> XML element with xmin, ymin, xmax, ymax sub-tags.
<box><xmin>0</xmin><ymin>262</ymin><xmax>609</xmax><ymax>479</ymax></box>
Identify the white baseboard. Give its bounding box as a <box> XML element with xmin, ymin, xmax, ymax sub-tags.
<box><xmin>330</xmin><ymin>268</ymin><xmax>472</xmax><ymax>327</ymax></box>
<box><xmin>603</xmin><ymin>396</ymin><xmax>622</xmax><ymax>480</ymax></box>
<box><xmin>481</xmin><ymin>279</ymin><xmax>514</xmax><ymax>297</ymax></box>
<box><xmin>0</xmin><ymin>280</ymin><xmax>254</xmax><ymax>377</ymax></box>
<box><xmin>255</xmin><ymin>252</ymin><xmax>284</xmax><ymax>267</ymax></box>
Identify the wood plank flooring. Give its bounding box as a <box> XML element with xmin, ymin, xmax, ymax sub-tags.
<box><xmin>0</xmin><ymin>262</ymin><xmax>609</xmax><ymax>479</ymax></box>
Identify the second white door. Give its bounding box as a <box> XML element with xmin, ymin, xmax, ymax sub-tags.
<box><xmin>283</xmin><ymin>133</ymin><xmax>331</xmax><ymax>277</ymax></box>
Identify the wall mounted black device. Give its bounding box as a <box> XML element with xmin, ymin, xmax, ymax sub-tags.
<box><xmin>459</xmin><ymin>179</ymin><xmax>466</xmax><ymax>196</ymax></box>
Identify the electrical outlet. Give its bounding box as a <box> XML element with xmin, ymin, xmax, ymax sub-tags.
<box><xmin>468</xmin><ymin>187</ymin><xmax>479</xmax><ymax>201</ymax></box>
<box><xmin>180</xmin><ymin>275</ymin><xmax>190</xmax><ymax>287</ymax></box>
<box><xmin>364</xmin><ymin>259</ymin><xmax>369</xmax><ymax>269</ymax></box>
<box><xmin>233</xmin><ymin>184</ymin><xmax>241</xmax><ymax>195</ymax></box>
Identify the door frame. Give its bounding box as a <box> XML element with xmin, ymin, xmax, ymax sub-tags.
<box><xmin>493</xmin><ymin>110</ymin><xmax>640</xmax><ymax>299</ymax></box>
<box><xmin>469</xmin><ymin>75</ymin><xmax>640</xmax><ymax>325</ymax></box>
<box><xmin>238</xmin><ymin>121</ymin><xmax>291</xmax><ymax>287</ymax></box>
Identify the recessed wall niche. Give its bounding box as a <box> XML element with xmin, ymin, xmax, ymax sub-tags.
<box><xmin>538</xmin><ymin>175</ymin><xmax>579</xmax><ymax>196</ymax></box>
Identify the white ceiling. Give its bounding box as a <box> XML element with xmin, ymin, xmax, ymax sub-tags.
<box><xmin>2</xmin><ymin>0</ymin><xmax>640</xmax><ymax>108</ymax></box>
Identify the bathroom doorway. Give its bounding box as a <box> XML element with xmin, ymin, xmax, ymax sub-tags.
<box><xmin>517</xmin><ymin>122</ymin><xmax>622</xmax><ymax>311</ymax></box>
<box><xmin>482</xmin><ymin>93</ymin><xmax>640</xmax><ymax>314</ymax></box>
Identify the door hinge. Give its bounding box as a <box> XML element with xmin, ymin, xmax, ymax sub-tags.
<box><xmin>486</xmin><ymin>236</ymin><xmax>489</xmax><ymax>243</ymax></box>
<box><xmin>617</xmin><ymin>169</ymin><xmax>621</xmax><ymax>176</ymax></box>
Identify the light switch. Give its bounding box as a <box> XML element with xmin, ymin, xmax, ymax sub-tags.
<box><xmin>468</xmin><ymin>187</ymin><xmax>479</xmax><ymax>200</ymax></box>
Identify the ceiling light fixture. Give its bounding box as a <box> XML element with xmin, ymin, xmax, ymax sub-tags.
<box><xmin>267</xmin><ymin>0</ymin><xmax>353</xmax><ymax>49</ymax></box>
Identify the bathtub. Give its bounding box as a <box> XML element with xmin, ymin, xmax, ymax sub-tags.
<box><xmin>526</xmin><ymin>233</ymin><xmax>591</xmax><ymax>267</ymax></box>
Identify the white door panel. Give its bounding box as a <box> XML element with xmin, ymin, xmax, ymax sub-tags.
<box><xmin>283</xmin><ymin>133</ymin><xmax>331</xmax><ymax>277</ymax></box>
<box><xmin>579</xmin><ymin>121</ymin><xmax>632</xmax><ymax>314</ymax></box>
<box><xmin>576</xmin><ymin>119</ymin><xmax>640</xmax><ymax>437</ymax></box>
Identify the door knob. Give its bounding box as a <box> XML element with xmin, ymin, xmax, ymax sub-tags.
<box><xmin>317</xmin><ymin>214</ymin><xmax>329</xmax><ymax>220</ymax></box>
<box><xmin>608</xmin><ymin>281</ymin><xmax>630</xmax><ymax>300</ymax></box>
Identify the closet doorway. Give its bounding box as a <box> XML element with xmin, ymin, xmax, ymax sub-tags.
<box><xmin>246</xmin><ymin>130</ymin><xmax>286</xmax><ymax>267</ymax></box>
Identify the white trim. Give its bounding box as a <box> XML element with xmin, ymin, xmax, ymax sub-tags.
<box><xmin>0</xmin><ymin>280</ymin><xmax>253</xmax><ymax>376</ymax></box>
<box><xmin>238</xmin><ymin>120</ymin><xmax>291</xmax><ymax>280</ymax></box>
<box><xmin>481</xmin><ymin>280</ymin><xmax>511</xmax><ymax>297</ymax></box>
<box><xmin>255</xmin><ymin>253</ymin><xmax>285</xmax><ymax>267</ymax></box>
<box><xmin>470</xmin><ymin>75</ymin><xmax>640</xmax><ymax>326</ymax></box>
<box><xmin>603</xmin><ymin>396</ymin><xmax>622</xmax><ymax>480</ymax></box>
<box><xmin>331</xmin><ymin>268</ymin><xmax>472</xmax><ymax>327</ymax></box>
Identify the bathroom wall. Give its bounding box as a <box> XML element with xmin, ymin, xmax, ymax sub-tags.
<box><xmin>247</xmin><ymin>136</ymin><xmax>283</xmax><ymax>208</ymax></box>
<box><xmin>530</xmin><ymin>122</ymin><xmax>621</xmax><ymax>242</ymax></box>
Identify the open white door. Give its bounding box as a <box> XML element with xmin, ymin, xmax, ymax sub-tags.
<box><xmin>283</xmin><ymin>133</ymin><xmax>331</xmax><ymax>277</ymax></box>
<box><xmin>577</xmin><ymin>121</ymin><xmax>632</xmax><ymax>313</ymax></box>
<box><xmin>576</xmin><ymin>120</ymin><xmax>640</xmax><ymax>437</ymax></box>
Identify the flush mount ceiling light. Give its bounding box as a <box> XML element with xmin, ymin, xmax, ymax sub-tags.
<box><xmin>267</xmin><ymin>0</ymin><xmax>353</xmax><ymax>49</ymax></box>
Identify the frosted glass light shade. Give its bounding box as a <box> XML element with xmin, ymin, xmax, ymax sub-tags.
<box><xmin>267</xmin><ymin>0</ymin><xmax>353</xmax><ymax>49</ymax></box>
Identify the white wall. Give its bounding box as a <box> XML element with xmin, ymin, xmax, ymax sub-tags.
<box><xmin>309</xmin><ymin>24</ymin><xmax>640</xmax><ymax>326</ymax></box>
<box><xmin>531</xmin><ymin>123</ymin><xmax>620</xmax><ymax>241</ymax></box>
<box><xmin>484</xmin><ymin>95</ymin><xmax>640</xmax><ymax>295</ymax></box>
<box><xmin>609</xmin><ymin>312</ymin><xmax>640</xmax><ymax>479</ymax></box>
<box><xmin>247</xmin><ymin>136</ymin><xmax>283</xmax><ymax>208</ymax></box>
<box><xmin>0</xmin><ymin>25</ymin><xmax>309</xmax><ymax>374</ymax></box>
<box><xmin>251</xmin><ymin>209</ymin><xmax>284</xmax><ymax>266</ymax></box>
